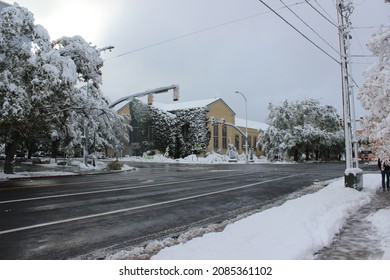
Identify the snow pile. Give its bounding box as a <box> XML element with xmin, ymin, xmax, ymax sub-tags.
<box><xmin>367</xmin><ymin>208</ymin><xmax>390</xmax><ymax>259</ymax></box>
<box><xmin>151</xmin><ymin>174</ymin><xmax>380</xmax><ymax>260</ymax></box>
<box><xmin>0</xmin><ymin>171</ymin><xmax>76</xmax><ymax>180</ymax></box>
<box><xmin>74</xmin><ymin>160</ymin><xmax>105</xmax><ymax>170</ymax></box>
<box><xmin>179</xmin><ymin>152</ymin><xmax>229</xmax><ymax>163</ymax></box>
<box><xmin>121</xmin><ymin>152</ymin><xmax>270</xmax><ymax>164</ymax></box>
<box><xmin>0</xmin><ymin>159</ymin><xmax>136</xmax><ymax>180</ymax></box>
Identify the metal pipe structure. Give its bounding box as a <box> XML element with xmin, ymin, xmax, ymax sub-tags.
<box><xmin>109</xmin><ymin>85</ymin><xmax>180</xmax><ymax>109</ymax></box>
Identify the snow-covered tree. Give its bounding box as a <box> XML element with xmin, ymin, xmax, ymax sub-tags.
<box><xmin>259</xmin><ymin>98</ymin><xmax>344</xmax><ymax>161</ymax></box>
<box><xmin>0</xmin><ymin>4</ymin><xmax>128</xmax><ymax>173</ymax></box>
<box><xmin>0</xmin><ymin>4</ymin><xmax>57</xmax><ymax>173</ymax></box>
<box><xmin>53</xmin><ymin>35</ymin><xmax>129</xmax><ymax>154</ymax></box>
<box><xmin>357</xmin><ymin>25</ymin><xmax>390</xmax><ymax>160</ymax></box>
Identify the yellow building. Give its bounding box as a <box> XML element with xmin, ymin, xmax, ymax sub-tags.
<box><xmin>118</xmin><ymin>97</ymin><xmax>267</xmax><ymax>157</ymax></box>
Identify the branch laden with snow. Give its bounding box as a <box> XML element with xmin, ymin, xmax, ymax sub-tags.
<box><xmin>358</xmin><ymin>25</ymin><xmax>390</xmax><ymax>160</ymax></box>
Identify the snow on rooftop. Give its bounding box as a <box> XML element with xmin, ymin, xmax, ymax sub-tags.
<box><xmin>235</xmin><ymin>118</ymin><xmax>269</xmax><ymax>131</ymax></box>
<box><xmin>139</xmin><ymin>98</ymin><xmax>269</xmax><ymax>131</ymax></box>
<box><xmin>152</xmin><ymin>98</ymin><xmax>219</xmax><ymax>112</ymax></box>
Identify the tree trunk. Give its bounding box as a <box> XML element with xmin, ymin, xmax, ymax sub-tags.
<box><xmin>293</xmin><ymin>149</ymin><xmax>299</xmax><ymax>161</ymax></box>
<box><xmin>4</xmin><ymin>141</ymin><xmax>17</xmax><ymax>174</ymax></box>
<box><xmin>51</xmin><ymin>139</ymin><xmax>60</xmax><ymax>163</ymax></box>
<box><xmin>305</xmin><ymin>147</ymin><xmax>310</xmax><ymax>161</ymax></box>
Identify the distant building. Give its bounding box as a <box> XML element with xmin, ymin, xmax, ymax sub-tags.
<box><xmin>117</xmin><ymin>97</ymin><xmax>268</xmax><ymax>158</ymax></box>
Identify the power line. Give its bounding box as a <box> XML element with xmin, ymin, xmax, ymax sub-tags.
<box><xmin>106</xmin><ymin>1</ymin><xmax>308</xmax><ymax>60</ymax></box>
<box><xmin>258</xmin><ymin>0</ymin><xmax>340</xmax><ymax>64</ymax></box>
<box><xmin>313</xmin><ymin>0</ymin><xmax>338</xmax><ymax>25</ymax></box>
<box><xmin>351</xmin><ymin>54</ymin><xmax>379</xmax><ymax>58</ymax></box>
<box><xmin>280</xmin><ymin>0</ymin><xmax>340</xmax><ymax>55</ymax></box>
<box><xmin>112</xmin><ymin>12</ymin><xmax>270</xmax><ymax>59</ymax></box>
<box><xmin>351</xmin><ymin>29</ymin><xmax>370</xmax><ymax>64</ymax></box>
<box><xmin>305</xmin><ymin>0</ymin><xmax>338</xmax><ymax>28</ymax></box>
<box><xmin>353</xmin><ymin>26</ymin><xmax>381</xmax><ymax>29</ymax></box>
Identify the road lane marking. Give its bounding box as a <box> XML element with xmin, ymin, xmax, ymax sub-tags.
<box><xmin>0</xmin><ymin>172</ymin><xmax>256</xmax><ymax>204</ymax></box>
<box><xmin>0</xmin><ymin>173</ymin><xmax>302</xmax><ymax>235</ymax></box>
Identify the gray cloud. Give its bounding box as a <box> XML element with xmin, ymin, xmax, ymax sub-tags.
<box><xmin>15</xmin><ymin>0</ymin><xmax>390</xmax><ymax>122</ymax></box>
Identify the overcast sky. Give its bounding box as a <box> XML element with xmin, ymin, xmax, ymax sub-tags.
<box><xmin>12</xmin><ymin>0</ymin><xmax>390</xmax><ymax>123</ymax></box>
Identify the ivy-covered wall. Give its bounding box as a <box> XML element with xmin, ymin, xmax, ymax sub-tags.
<box><xmin>128</xmin><ymin>100</ymin><xmax>210</xmax><ymax>158</ymax></box>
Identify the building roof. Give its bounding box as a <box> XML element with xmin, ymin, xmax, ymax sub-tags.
<box><xmin>152</xmin><ymin>97</ymin><xmax>235</xmax><ymax>114</ymax></box>
<box><xmin>235</xmin><ymin>118</ymin><xmax>269</xmax><ymax>131</ymax></box>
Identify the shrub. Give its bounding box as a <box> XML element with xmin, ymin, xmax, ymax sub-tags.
<box><xmin>107</xmin><ymin>160</ymin><xmax>123</xmax><ymax>171</ymax></box>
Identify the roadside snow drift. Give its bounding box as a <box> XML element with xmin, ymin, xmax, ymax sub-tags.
<box><xmin>152</xmin><ymin>174</ymin><xmax>380</xmax><ymax>260</ymax></box>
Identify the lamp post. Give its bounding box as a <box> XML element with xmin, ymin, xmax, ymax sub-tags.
<box><xmin>235</xmin><ymin>91</ymin><xmax>248</xmax><ymax>164</ymax></box>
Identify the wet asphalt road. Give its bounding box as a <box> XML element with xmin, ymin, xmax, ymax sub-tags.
<box><xmin>0</xmin><ymin>162</ymin><xmax>376</xmax><ymax>259</ymax></box>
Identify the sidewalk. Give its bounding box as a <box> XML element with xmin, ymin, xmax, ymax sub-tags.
<box><xmin>316</xmin><ymin>187</ymin><xmax>389</xmax><ymax>259</ymax></box>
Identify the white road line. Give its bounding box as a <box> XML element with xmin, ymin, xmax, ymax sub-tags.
<box><xmin>0</xmin><ymin>173</ymin><xmax>251</xmax><ymax>205</ymax></box>
<box><xmin>0</xmin><ymin>174</ymin><xmax>301</xmax><ymax>235</ymax></box>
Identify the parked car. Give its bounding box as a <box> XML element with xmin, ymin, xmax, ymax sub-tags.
<box><xmin>31</xmin><ymin>151</ymin><xmax>50</xmax><ymax>164</ymax></box>
<box><xmin>32</xmin><ymin>151</ymin><xmax>46</xmax><ymax>157</ymax></box>
<box><xmin>360</xmin><ymin>150</ymin><xmax>372</xmax><ymax>162</ymax></box>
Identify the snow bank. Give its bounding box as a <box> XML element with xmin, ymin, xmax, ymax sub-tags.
<box><xmin>367</xmin><ymin>207</ymin><xmax>390</xmax><ymax>259</ymax></box>
<box><xmin>152</xmin><ymin>174</ymin><xmax>380</xmax><ymax>260</ymax></box>
<box><xmin>121</xmin><ymin>153</ymin><xmax>270</xmax><ymax>164</ymax></box>
<box><xmin>0</xmin><ymin>171</ymin><xmax>76</xmax><ymax>180</ymax></box>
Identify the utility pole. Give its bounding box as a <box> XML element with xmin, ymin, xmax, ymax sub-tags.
<box><xmin>336</xmin><ymin>0</ymin><xmax>363</xmax><ymax>190</ymax></box>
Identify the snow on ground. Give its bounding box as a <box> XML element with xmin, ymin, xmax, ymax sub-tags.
<box><xmin>0</xmin><ymin>158</ymin><xmax>134</xmax><ymax>180</ymax></box>
<box><xmin>120</xmin><ymin>151</ymin><xmax>271</xmax><ymax>164</ymax></box>
<box><xmin>102</xmin><ymin>173</ymin><xmax>387</xmax><ymax>260</ymax></box>
<box><xmin>367</xmin><ymin>207</ymin><xmax>390</xmax><ymax>259</ymax></box>
<box><xmin>2</xmin><ymin>155</ymin><xmax>387</xmax><ymax>261</ymax></box>
<box><xmin>0</xmin><ymin>170</ymin><xmax>76</xmax><ymax>180</ymax></box>
<box><xmin>148</xmin><ymin>174</ymin><xmax>386</xmax><ymax>260</ymax></box>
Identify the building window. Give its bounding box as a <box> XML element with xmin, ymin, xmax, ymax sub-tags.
<box><xmin>242</xmin><ymin>135</ymin><xmax>246</xmax><ymax>149</ymax></box>
<box><xmin>130</xmin><ymin>119</ymin><xmax>140</xmax><ymax>143</ymax></box>
<box><xmin>213</xmin><ymin>124</ymin><xmax>219</xmax><ymax>149</ymax></box>
<box><xmin>147</xmin><ymin>124</ymin><xmax>155</xmax><ymax>142</ymax></box>
<box><xmin>182</xmin><ymin>123</ymin><xmax>190</xmax><ymax>141</ymax></box>
<box><xmin>130</xmin><ymin>126</ymin><xmax>139</xmax><ymax>143</ymax></box>
<box><xmin>222</xmin><ymin>126</ymin><xmax>227</xmax><ymax>149</ymax></box>
<box><xmin>253</xmin><ymin>136</ymin><xmax>257</xmax><ymax>150</ymax></box>
<box><xmin>248</xmin><ymin>136</ymin><xmax>252</xmax><ymax>150</ymax></box>
<box><xmin>235</xmin><ymin>134</ymin><xmax>240</xmax><ymax>150</ymax></box>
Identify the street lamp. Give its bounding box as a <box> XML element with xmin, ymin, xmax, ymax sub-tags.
<box><xmin>235</xmin><ymin>91</ymin><xmax>248</xmax><ymax>164</ymax></box>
